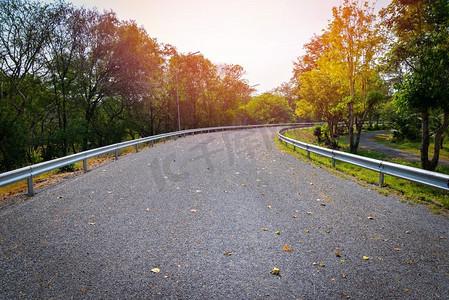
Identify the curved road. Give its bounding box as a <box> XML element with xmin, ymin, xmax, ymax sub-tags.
<box><xmin>1</xmin><ymin>128</ymin><xmax>448</xmax><ymax>299</ymax></box>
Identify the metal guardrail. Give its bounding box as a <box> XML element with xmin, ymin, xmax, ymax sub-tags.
<box><xmin>278</xmin><ymin>127</ymin><xmax>449</xmax><ymax>191</ymax></box>
<box><xmin>0</xmin><ymin>123</ymin><xmax>313</xmax><ymax>196</ymax></box>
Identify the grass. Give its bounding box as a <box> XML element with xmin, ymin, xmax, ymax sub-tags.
<box><xmin>279</xmin><ymin>128</ymin><xmax>449</xmax><ymax>213</ymax></box>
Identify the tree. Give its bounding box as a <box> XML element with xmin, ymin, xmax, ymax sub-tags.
<box><xmin>244</xmin><ymin>93</ymin><xmax>295</xmax><ymax>124</ymax></box>
<box><xmin>381</xmin><ymin>0</ymin><xmax>449</xmax><ymax>171</ymax></box>
<box><xmin>325</xmin><ymin>0</ymin><xmax>383</xmax><ymax>153</ymax></box>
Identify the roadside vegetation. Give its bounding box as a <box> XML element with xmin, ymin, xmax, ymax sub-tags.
<box><xmin>280</xmin><ymin>127</ymin><xmax>449</xmax><ymax>212</ymax></box>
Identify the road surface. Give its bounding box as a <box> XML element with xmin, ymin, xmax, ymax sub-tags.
<box><xmin>1</xmin><ymin>127</ymin><xmax>448</xmax><ymax>299</ymax></box>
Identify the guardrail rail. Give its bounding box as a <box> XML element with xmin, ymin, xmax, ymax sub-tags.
<box><xmin>0</xmin><ymin>123</ymin><xmax>313</xmax><ymax>196</ymax></box>
<box><xmin>277</xmin><ymin>127</ymin><xmax>449</xmax><ymax>191</ymax></box>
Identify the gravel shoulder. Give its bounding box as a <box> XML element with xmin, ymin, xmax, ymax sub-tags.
<box><xmin>1</xmin><ymin>127</ymin><xmax>448</xmax><ymax>299</ymax></box>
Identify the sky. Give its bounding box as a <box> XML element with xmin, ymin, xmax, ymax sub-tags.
<box><xmin>67</xmin><ymin>0</ymin><xmax>392</xmax><ymax>93</ymax></box>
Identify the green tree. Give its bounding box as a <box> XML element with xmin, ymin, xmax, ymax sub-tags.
<box><xmin>381</xmin><ymin>0</ymin><xmax>449</xmax><ymax>170</ymax></box>
<box><xmin>244</xmin><ymin>93</ymin><xmax>294</xmax><ymax>124</ymax></box>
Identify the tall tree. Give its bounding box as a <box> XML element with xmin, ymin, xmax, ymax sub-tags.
<box><xmin>326</xmin><ymin>0</ymin><xmax>383</xmax><ymax>153</ymax></box>
<box><xmin>381</xmin><ymin>0</ymin><xmax>449</xmax><ymax>171</ymax></box>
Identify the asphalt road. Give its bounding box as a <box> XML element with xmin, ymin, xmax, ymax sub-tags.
<box><xmin>1</xmin><ymin>127</ymin><xmax>448</xmax><ymax>299</ymax></box>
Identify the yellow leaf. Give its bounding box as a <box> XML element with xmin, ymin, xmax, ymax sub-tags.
<box><xmin>304</xmin><ymin>229</ymin><xmax>309</xmax><ymax>233</ymax></box>
<box><xmin>223</xmin><ymin>251</ymin><xmax>233</xmax><ymax>256</ymax></box>
<box><xmin>242</xmin><ymin>184</ymin><xmax>247</xmax><ymax>187</ymax></box>
<box><xmin>363</xmin><ymin>256</ymin><xmax>370</xmax><ymax>260</ymax></box>
<box><xmin>335</xmin><ymin>252</ymin><xmax>341</xmax><ymax>257</ymax></box>
<box><xmin>270</xmin><ymin>267</ymin><xmax>281</xmax><ymax>275</ymax></box>
<box><xmin>151</xmin><ymin>268</ymin><xmax>161</xmax><ymax>273</ymax></box>
<box><xmin>292</xmin><ymin>215</ymin><xmax>297</xmax><ymax>218</ymax></box>
<box><xmin>283</xmin><ymin>245</ymin><xmax>292</xmax><ymax>252</ymax></box>
<box><xmin>88</xmin><ymin>222</ymin><xmax>96</xmax><ymax>225</ymax></box>
<box><xmin>261</xmin><ymin>227</ymin><xmax>268</xmax><ymax>231</ymax></box>
<box><xmin>306</xmin><ymin>212</ymin><xmax>313</xmax><ymax>215</ymax></box>
<box><xmin>267</xmin><ymin>205</ymin><xmax>272</xmax><ymax>209</ymax></box>
<box><xmin>275</xmin><ymin>231</ymin><xmax>281</xmax><ymax>235</ymax></box>
<box><xmin>190</xmin><ymin>209</ymin><xmax>197</xmax><ymax>213</ymax></box>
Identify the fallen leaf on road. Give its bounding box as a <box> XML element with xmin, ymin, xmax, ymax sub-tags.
<box><xmin>190</xmin><ymin>209</ymin><xmax>197</xmax><ymax>213</ymax></box>
<box><xmin>241</xmin><ymin>184</ymin><xmax>247</xmax><ymax>187</ymax></box>
<box><xmin>306</xmin><ymin>212</ymin><xmax>313</xmax><ymax>215</ymax></box>
<box><xmin>145</xmin><ymin>208</ymin><xmax>150</xmax><ymax>211</ymax></box>
<box><xmin>320</xmin><ymin>203</ymin><xmax>326</xmax><ymax>206</ymax></box>
<box><xmin>335</xmin><ymin>253</ymin><xmax>341</xmax><ymax>257</ymax></box>
<box><xmin>340</xmin><ymin>292</ymin><xmax>351</xmax><ymax>299</ymax></box>
<box><xmin>261</xmin><ymin>227</ymin><xmax>268</xmax><ymax>231</ymax></box>
<box><xmin>88</xmin><ymin>222</ymin><xmax>96</xmax><ymax>225</ymax></box>
<box><xmin>367</xmin><ymin>216</ymin><xmax>374</xmax><ymax>220</ymax></box>
<box><xmin>223</xmin><ymin>251</ymin><xmax>233</xmax><ymax>256</ymax></box>
<box><xmin>319</xmin><ymin>263</ymin><xmax>325</xmax><ymax>267</ymax></box>
<box><xmin>82</xmin><ymin>287</ymin><xmax>89</xmax><ymax>292</ymax></box>
<box><xmin>151</xmin><ymin>268</ymin><xmax>160</xmax><ymax>273</ymax></box>
<box><xmin>341</xmin><ymin>274</ymin><xmax>346</xmax><ymax>278</ymax></box>
<box><xmin>363</xmin><ymin>256</ymin><xmax>370</xmax><ymax>260</ymax></box>
<box><xmin>407</xmin><ymin>260</ymin><xmax>413</xmax><ymax>264</ymax></box>
<box><xmin>292</xmin><ymin>215</ymin><xmax>297</xmax><ymax>218</ymax></box>
<box><xmin>267</xmin><ymin>205</ymin><xmax>272</xmax><ymax>209</ymax></box>
<box><xmin>275</xmin><ymin>231</ymin><xmax>280</xmax><ymax>235</ymax></box>
<box><xmin>304</xmin><ymin>229</ymin><xmax>309</xmax><ymax>233</ymax></box>
<box><xmin>270</xmin><ymin>267</ymin><xmax>281</xmax><ymax>276</ymax></box>
<box><xmin>283</xmin><ymin>245</ymin><xmax>292</xmax><ymax>252</ymax></box>
<box><xmin>394</xmin><ymin>248</ymin><xmax>401</xmax><ymax>251</ymax></box>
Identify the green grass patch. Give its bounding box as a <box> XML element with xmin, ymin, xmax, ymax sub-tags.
<box><xmin>276</xmin><ymin>134</ymin><xmax>449</xmax><ymax>212</ymax></box>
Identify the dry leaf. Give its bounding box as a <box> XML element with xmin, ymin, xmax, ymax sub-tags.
<box><xmin>312</xmin><ymin>262</ymin><xmax>318</xmax><ymax>266</ymax></box>
<box><xmin>341</xmin><ymin>274</ymin><xmax>347</xmax><ymax>278</ymax></box>
<box><xmin>82</xmin><ymin>287</ymin><xmax>89</xmax><ymax>292</ymax></box>
<box><xmin>267</xmin><ymin>205</ymin><xmax>272</xmax><ymax>209</ymax></box>
<box><xmin>292</xmin><ymin>215</ymin><xmax>297</xmax><ymax>218</ymax></box>
<box><xmin>304</xmin><ymin>229</ymin><xmax>309</xmax><ymax>233</ymax></box>
<box><xmin>275</xmin><ymin>231</ymin><xmax>281</xmax><ymax>235</ymax></box>
<box><xmin>151</xmin><ymin>268</ymin><xmax>161</xmax><ymax>273</ymax></box>
<box><xmin>223</xmin><ymin>251</ymin><xmax>233</xmax><ymax>256</ymax></box>
<box><xmin>319</xmin><ymin>263</ymin><xmax>325</xmax><ymax>267</ymax></box>
<box><xmin>394</xmin><ymin>247</ymin><xmax>401</xmax><ymax>251</ymax></box>
<box><xmin>270</xmin><ymin>267</ymin><xmax>281</xmax><ymax>276</ymax></box>
<box><xmin>306</xmin><ymin>212</ymin><xmax>313</xmax><ymax>215</ymax></box>
<box><xmin>406</xmin><ymin>260</ymin><xmax>413</xmax><ymax>264</ymax></box>
<box><xmin>363</xmin><ymin>256</ymin><xmax>370</xmax><ymax>260</ymax></box>
<box><xmin>88</xmin><ymin>222</ymin><xmax>96</xmax><ymax>225</ymax></box>
<box><xmin>320</xmin><ymin>203</ymin><xmax>326</xmax><ymax>206</ymax></box>
<box><xmin>340</xmin><ymin>292</ymin><xmax>351</xmax><ymax>299</ymax></box>
<box><xmin>241</xmin><ymin>184</ymin><xmax>247</xmax><ymax>187</ymax></box>
<box><xmin>335</xmin><ymin>252</ymin><xmax>341</xmax><ymax>257</ymax></box>
<box><xmin>261</xmin><ymin>227</ymin><xmax>268</xmax><ymax>231</ymax></box>
<box><xmin>283</xmin><ymin>245</ymin><xmax>292</xmax><ymax>252</ymax></box>
<box><xmin>190</xmin><ymin>209</ymin><xmax>197</xmax><ymax>213</ymax></box>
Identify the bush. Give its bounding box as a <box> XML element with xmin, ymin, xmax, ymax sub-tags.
<box><xmin>58</xmin><ymin>163</ymin><xmax>77</xmax><ymax>173</ymax></box>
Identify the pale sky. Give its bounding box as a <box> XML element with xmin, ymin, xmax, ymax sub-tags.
<box><xmin>67</xmin><ymin>0</ymin><xmax>391</xmax><ymax>93</ymax></box>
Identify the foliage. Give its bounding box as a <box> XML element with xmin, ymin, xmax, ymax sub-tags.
<box><xmin>244</xmin><ymin>93</ymin><xmax>295</xmax><ymax>124</ymax></box>
<box><xmin>0</xmin><ymin>0</ymin><xmax>253</xmax><ymax>172</ymax></box>
<box><xmin>380</xmin><ymin>0</ymin><xmax>449</xmax><ymax>170</ymax></box>
<box><xmin>293</xmin><ymin>0</ymin><xmax>385</xmax><ymax>153</ymax></box>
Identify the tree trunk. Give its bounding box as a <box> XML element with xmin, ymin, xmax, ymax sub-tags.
<box><xmin>429</xmin><ymin>110</ymin><xmax>449</xmax><ymax>170</ymax></box>
<box><xmin>348</xmin><ymin>101</ymin><xmax>356</xmax><ymax>153</ymax></box>
<box><xmin>420</xmin><ymin>109</ymin><xmax>431</xmax><ymax>170</ymax></box>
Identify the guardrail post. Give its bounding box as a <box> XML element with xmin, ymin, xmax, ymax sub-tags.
<box><xmin>332</xmin><ymin>158</ymin><xmax>336</xmax><ymax>168</ymax></box>
<box><xmin>135</xmin><ymin>144</ymin><xmax>139</xmax><ymax>152</ymax></box>
<box><xmin>307</xmin><ymin>150</ymin><xmax>310</xmax><ymax>159</ymax></box>
<box><xmin>293</xmin><ymin>145</ymin><xmax>296</xmax><ymax>151</ymax></box>
<box><xmin>83</xmin><ymin>159</ymin><xmax>88</xmax><ymax>173</ymax></box>
<box><xmin>379</xmin><ymin>172</ymin><xmax>384</xmax><ymax>186</ymax></box>
<box><xmin>115</xmin><ymin>149</ymin><xmax>118</xmax><ymax>160</ymax></box>
<box><xmin>151</xmin><ymin>140</ymin><xmax>154</xmax><ymax>147</ymax></box>
<box><xmin>27</xmin><ymin>177</ymin><xmax>34</xmax><ymax>196</ymax></box>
